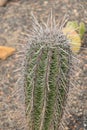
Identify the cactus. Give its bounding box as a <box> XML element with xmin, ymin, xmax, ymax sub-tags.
<box><xmin>25</xmin><ymin>13</ymin><xmax>72</xmax><ymax>130</ymax></box>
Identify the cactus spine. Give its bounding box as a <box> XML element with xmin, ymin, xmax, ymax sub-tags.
<box><xmin>26</xmin><ymin>13</ymin><xmax>71</xmax><ymax>130</ymax></box>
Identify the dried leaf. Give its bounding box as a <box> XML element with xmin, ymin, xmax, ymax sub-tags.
<box><xmin>0</xmin><ymin>46</ymin><xmax>16</xmax><ymax>60</ymax></box>
<box><xmin>66</xmin><ymin>21</ymin><xmax>79</xmax><ymax>31</ymax></box>
<box><xmin>63</xmin><ymin>27</ymin><xmax>81</xmax><ymax>53</ymax></box>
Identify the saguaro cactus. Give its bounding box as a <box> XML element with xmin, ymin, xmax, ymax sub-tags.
<box><xmin>25</xmin><ymin>14</ymin><xmax>72</xmax><ymax>130</ymax></box>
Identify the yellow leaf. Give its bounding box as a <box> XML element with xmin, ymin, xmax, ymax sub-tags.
<box><xmin>62</xmin><ymin>27</ymin><xmax>81</xmax><ymax>53</ymax></box>
<box><xmin>0</xmin><ymin>46</ymin><xmax>16</xmax><ymax>60</ymax></box>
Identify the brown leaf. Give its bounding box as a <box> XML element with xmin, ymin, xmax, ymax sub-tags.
<box><xmin>0</xmin><ymin>46</ymin><xmax>16</xmax><ymax>60</ymax></box>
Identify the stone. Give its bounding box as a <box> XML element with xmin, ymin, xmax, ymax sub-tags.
<box><xmin>0</xmin><ymin>0</ymin><xmax>8</xmax><ymax>6</ymax></box>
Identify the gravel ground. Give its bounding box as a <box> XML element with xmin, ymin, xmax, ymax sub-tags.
<box><xmin>0</xmin><ymin>0</ymin><xmax>87</xmax><ymax>130</ymax></box>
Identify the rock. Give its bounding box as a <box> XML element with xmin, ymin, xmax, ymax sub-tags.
<box><xmin>0</xmin><ymin>0</ymin><xmax>8</xmax><ymax>6</ymax></box>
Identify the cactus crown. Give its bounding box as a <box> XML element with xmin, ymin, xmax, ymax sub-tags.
<box><xmin>25</xmin><ymin>13</ymin><xmax>72</xmax><ymax>130</ymax></box>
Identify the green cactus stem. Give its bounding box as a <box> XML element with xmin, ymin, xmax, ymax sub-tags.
<box><xmin>25</xmin><ymin>13</ymin><xmax>72</xmax><ymax>130</ymax></box>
